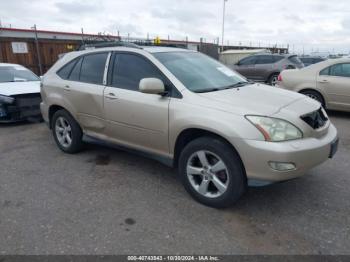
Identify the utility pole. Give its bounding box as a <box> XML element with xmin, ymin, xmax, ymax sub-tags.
<box><xmin>32</xmin><ymin>24</ymin><xmax>43</xmax><ymax>76</ymax></box>
<box><xmin>81</xmin><ymin>28</ymin><xmax>85</xmax><ymax>45</ymax></box>
<box><xmin>221</xmin><ymin>0</ymin><xmax>228</xmax><ymax>52</ymax></box>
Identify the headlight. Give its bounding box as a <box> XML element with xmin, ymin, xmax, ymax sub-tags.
<box><xmin>0</xmin><ymin>95</ymin><xmax>14</xmax><ymax>104</ymax></box>
<box><xmin>246</xmin><ymin>115</ymin><xmax>303</xmax><ymax>142</ymax></box>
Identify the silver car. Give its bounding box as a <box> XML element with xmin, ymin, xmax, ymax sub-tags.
<box><xmin>40</xmin><ymin>46</ymin><xmax>338</xmax><ymax>208</ymax></box>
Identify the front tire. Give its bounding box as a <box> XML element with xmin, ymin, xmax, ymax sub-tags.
<box><xmin>52</xmin><ymin>109</ymin><xmax>83</xmax><ymax>154</ymax></box>
<box><xmin>178</xmin><ymin>137</ymin><xmax>246</xmax><ymax>208</ymax></box>
<box><xmin>300</xmin><ymin>90</ymin><xmax>325</xmax><ymax>108</ymax></box>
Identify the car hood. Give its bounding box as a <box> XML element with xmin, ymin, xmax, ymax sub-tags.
<box><xmin>196</xmin><ymin>83</ymin><xmax>306</xmax><ymax>116</ymax></box>
<box><xmin>0</xmin><ymin>81</ymin><xmax>40</xmax><ymax>96</ymax></box>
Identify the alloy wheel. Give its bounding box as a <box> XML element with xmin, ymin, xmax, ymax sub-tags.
<box><xmin>186</xmin><ymin>150</ymin><xmax>230</xmax><ymax>198</ymax></box>
<box><xmin>55</xmin><ymin>116</ymin><xmax>73</xmax><ymax>148</ymax></box>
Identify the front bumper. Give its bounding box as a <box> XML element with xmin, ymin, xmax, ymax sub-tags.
<box><xmin>0</xmin><ymin>94</ymin><xmax>42</xmax><ymax>123</ymax></box>
<box><xmin>235</xmin><ymin>123</ymin><xmax>338</xmax><ymax>183</ymax></box>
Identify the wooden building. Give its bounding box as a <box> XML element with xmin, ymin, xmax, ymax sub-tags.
<box><xmin>0</xmin><ymin>27</ymin><xmax>119</xmax><ymax>75</ymax></box>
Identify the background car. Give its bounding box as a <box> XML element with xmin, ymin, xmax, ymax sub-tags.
<box><xmin>0</xmin><ymin>63</ymin><xmax>41</xmax><ymax>122</ymax></box>
<box><xmin>277</xmin><ymin>58</ymin><xmax>350</xmax><ymax>112</ymax></box>
<box><xmin>300</xmin><ymin>56</ymin><xmax>326</xmax><ymax>67</ymax></box>
<box><xmin>232</xmin><ymin>53</ymin><xmax>304</xmax><ymax>86</ymax></box>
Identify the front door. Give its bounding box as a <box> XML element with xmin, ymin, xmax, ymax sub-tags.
<box><xmin>104</xmin><ymin>53</ymin><xmax>170</xmax><ymax>156</ymax></box>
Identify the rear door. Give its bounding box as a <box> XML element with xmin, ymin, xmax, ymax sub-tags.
<box><xmin>234</xmin><ymin>56</ymin><xmax>257</xmax><ymax>79</ymax></box>
<box><xmin>254</xmin><ymin>55</ymin><xmax>274</xmax><ymax>81</ymax></box>
<box><xmin>318</xmin><ymin>63</ymin><xmax>350</xmax><ymax>110</ymax></box>
<box><xmin>103</xmin><ymin>52</ymin><xmax>170</xmax><ymax>156</ymax></box>
<box><xmin>56</xmin><ymin>52</ymin><xmax>109</xmax><ymax>133</ymax></box>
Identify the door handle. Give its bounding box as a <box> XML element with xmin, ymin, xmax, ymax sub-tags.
<box><xmin>105</xmin><ymin>93</ymin><xmax>118</xmax><ymax>100</ymax></box>
<box><xmin>63</xmin><ymin>85</ymin><xmax>70</xmax><ymax>91</ymax></box>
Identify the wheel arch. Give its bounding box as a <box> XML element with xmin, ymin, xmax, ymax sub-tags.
<box><xmin>267</xmin><ymin>72</ymin><xmax>280</xmax><ymax>83</ymax></box>
<box><xmin>299</xmin><ymin>88</ymin><xmax>326</xmax><ymax>107</ymax></box>
<box><xmin>173</xmin><ymin>128</ymin><xmax>246</xmax><ymax>175</ymax></box>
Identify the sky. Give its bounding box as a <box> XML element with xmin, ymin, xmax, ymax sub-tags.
<box><xmin>0</xmin><ymin>0</ymin><xmax>349</xmax><ymax>54</ymax></box>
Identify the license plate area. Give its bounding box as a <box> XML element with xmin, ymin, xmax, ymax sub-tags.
<box><xmin>329</xmin><ymin>138</ymin><xmax>339</xmax><ymax>158</ymax></box>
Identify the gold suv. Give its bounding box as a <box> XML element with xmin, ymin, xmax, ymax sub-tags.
<box><xmin>41</xmin><ymin>46</ymin><xmax>338</xmax><ymax>208</ymax></box>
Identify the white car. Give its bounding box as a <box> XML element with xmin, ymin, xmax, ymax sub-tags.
<box><xmin>277</xmin><ymin>58</ymin><xmax>350</xmax><ymax>112</ymax></box>
<box><xmin>0</xmin><ymin>63</ymin><xmax>41</xmax><ymax>122</ymax></box>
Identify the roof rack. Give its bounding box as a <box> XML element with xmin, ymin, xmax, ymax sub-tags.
<box><xmin>78</xmin><ymin>41</ymin><xmax>142</xmax><ymax>51</ymax></box>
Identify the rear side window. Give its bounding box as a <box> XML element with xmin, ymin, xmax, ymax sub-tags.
<box><xmin>80</xmin><ymin>53</ymin><xmax>108</xmax><ymax>84</ymax></box>
<box><xmin>255</xmin><ymin>55</ymin><xmax>274</xmax><ymax>64</ymax></box>
<box><xmin>273</xmin><ymin>56</ymin><xmax>285</xmax><ymax>62</ymax></box>
<box><xmin>320</xmin><ymin>67</ymin><xmax>330</xmax><ymax>76</ymax></box>
<box><xmin>239</xmin><ymin>56</ymin><xmax>256</xmax><ymax>65</ymax></box>
<box><xmin>69</xmin><ymin>58</ymin><xmax>83</xmax><ymax>81</ymax></box>
<box><xmin>288</xmin><ymin>55</ymin><xmax>303</xmax><ymax>65</ymax></box>
<box><xmin>330</xmin><ymin>63</ymin><xmax>350</xmax><ymax>77</ymax></box>
<box><xmin>111</xmin><ymin>53</ymin><xmax>165</xmax><ymax>91</ymax></box>
<box><xmin>57</xmin><ymin>59</ymin><xmax>77</xmax><ymax>79</ymax></box>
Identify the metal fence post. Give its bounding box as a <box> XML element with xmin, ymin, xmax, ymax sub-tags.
<box><xmin>33</xmin><ymin>24</ymin><xmax>43</xmax><ymax>76</ymax></box>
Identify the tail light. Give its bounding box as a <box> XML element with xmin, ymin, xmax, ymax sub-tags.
<box><xmin>277</xmin><ymin>74</ymin><xmax>282</xmax><ymax>82</ymax></box>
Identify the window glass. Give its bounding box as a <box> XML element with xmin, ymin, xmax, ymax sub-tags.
<box><xmin>57</xmin><ymin>60</ymin><xmax>76</xmax><ymax>79</ymax></box>
<box><xmin>0</xmin><ymin>66</ymin><xmax>39</xmax><ymax>83</ymax></box>
<box><xmin>154</xmin><ymin>52</ymin><xmax>248</xmax><ymax>93</ymax></box>
<box><xmin>239</xmin><ymin>56</ymin><xmax>256</xmax><ymax>65</ymax></box>
<box><xmin>80</xmin><ymin>53</ymin><xmax>108</xmax><ymax>84</ymax></box>
<box><xmin>320</xmin><ymin>67</ymin><xmax>330</xmax><ymax>76</ymax></box>
<box><xmin>68</xmin><ymin>57</ymin><xmax>83</xmax><ymax>81</ymax></box>
<box><xmin>273</xmin><ymin>56</ymin><xmax>285</xmax><ymax>62</ymax></box>
<box><xmin>288</xmin><ymin>55</ymin><xmax>303</xmax><ymax>65</ymax></box>
<box><xmin>256</xmin><ymin>55</ymin><xmax>274</xmax><ymax>64</ymax></box>
<box><xmin>112</xmin><ymin>53</ymin><xmax>165</xmax><ymax>91</ymax></box>
<box><xmin>330</xmin><ymin>63</ymin><xmax>350</xmax><ymax>77</ymax></box>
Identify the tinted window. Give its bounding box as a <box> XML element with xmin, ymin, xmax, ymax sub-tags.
<box><xmin>330</xmin><ymin>63</ymin><xmax>350</xmax><ymax>77</ymax></box>
<box><xmin>57</xmin><ymin>60</ymin><xmax>76</xmax><ymax>79</ymax></box>
<box><xmin>300</xmin><ymin>58</ymin><xmax>312</xmax><ymax>64</ymax></box>
<box><xmin>80</xmin><ymin>53</ymin><xmax>108</xmax><ymax>84</ymax></box>
<box><xmin>239</xmin><ymin>56</ymin><xmax>256</xmax><ymax>65</ymax></box>
<box><xmin>273</xmin><ymin>56</ymin><xmax>285</xmax><ymax>62</ymax></box>
<box><xmin>256</xmin><ymin>55</ymin><xmax>274</xmax><ymax>64</ymax></box>
<box><xmin>111</xmin><ymin>53</ymin><xmax>165</xmax><ymax>91</ymax></box>
<box><xmin>320</xmin><ymin>67</ymin><xmax>330</xmax><ymax>76</ymax></box>
<box><xmin>288</xmin><ymin>55</ymin><xmax>303</xmax><ymax>65</ymax></box>
<box><xmin>69</xmin><ymin>58</ymin><xmax>83</xmax><ymax>81</ymax></box>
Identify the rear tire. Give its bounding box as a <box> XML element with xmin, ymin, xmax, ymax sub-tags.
<box><xmin>178</xmin><ymin>137</ymin><xmax>246</xmax><ymax>208</ymax></box>
<box><xmin>268</xmin><ymin>73</ymin><xmax>279</xmax><ymax>86</ymax></box>
<box><xmin>300</xmin><ymin>90</ymin><xmax>325</xmax><ymax>108</ymax></box>
<box><xmin>52</xmin><ymin>109</ymin><xmax>83</xmax><ymax>154</ymax></box>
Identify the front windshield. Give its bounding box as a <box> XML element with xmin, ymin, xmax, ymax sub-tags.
<box><xmin>153</xmin><ymin>51</ymin><xmax>248</xmax><ymax>93</ymax></box>
<box><xmin>0</xmin><ymin>66</ymin><xmax>40</xmax><ymax>83</ymax></box>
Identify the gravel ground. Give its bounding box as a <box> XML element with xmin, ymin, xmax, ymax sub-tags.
<box><xmin>0</xmin><ymin>111</ymin><xmax>349</xmax><ymax>255</ymax></box>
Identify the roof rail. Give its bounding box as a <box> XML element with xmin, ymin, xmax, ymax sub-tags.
<box><xmin>78</xmin><ymin>41</ymin><xmax>142</xmax><ymax>51</ymax></box>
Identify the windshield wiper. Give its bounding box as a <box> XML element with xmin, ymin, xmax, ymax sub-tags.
<box><xmin>222</xmin><ymin>81</ymin><xmax>250</xmax><ymax>90</ymax></box>
<box><xmin>195</xmin><ymin>88</ymin><xmax>221</xmax><ymax>93</ymax></box>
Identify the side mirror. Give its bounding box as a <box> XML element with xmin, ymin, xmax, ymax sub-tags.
<box><xmin>139</xmin><ymin>78</ymin><xmax>166</xmax><ymax>95</ymax></box>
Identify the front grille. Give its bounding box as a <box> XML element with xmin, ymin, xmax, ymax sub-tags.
<box><xmin>301</xmin><ymin>108</ymin><xmax>328</xmax><ymax>129</ymax></box>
